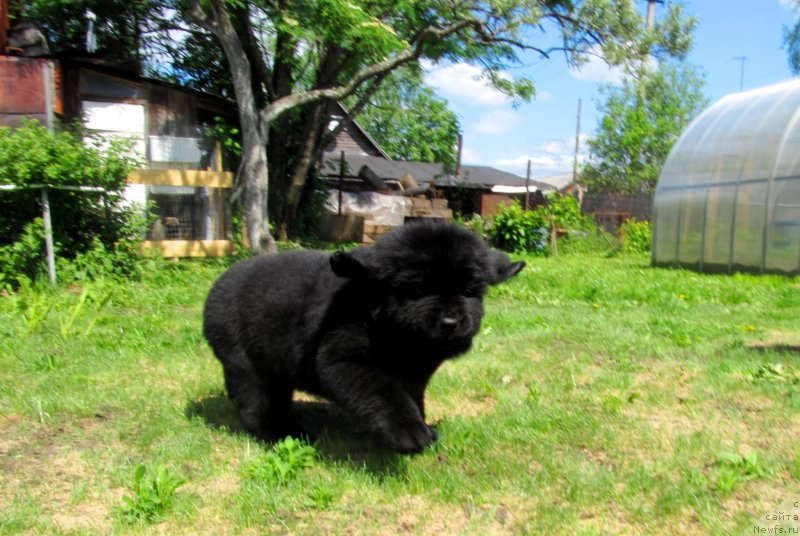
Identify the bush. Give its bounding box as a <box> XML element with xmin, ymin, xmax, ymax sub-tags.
<box><xmin>0</xmin><ymin>120</ymin><xmax>143</xmax><ymax>283</ymax></box>
<box><xmin>489</xmin><ymin>200</ymin><xmax>549</xmax><ymax>254</ymax></box>
<box><xmin>0</xmin><ymin>218</ymin><xmax>47</xmax><ymax>284</ymax></box>
<box><xmin>620</xmin><ymin>218</ymin><xmax>652</xmax><ymax>254</ymax></box>
<box><xmin>486</xmin><ymin>194</ymin><xmax>590</xmax><ymax>254</ymax></box>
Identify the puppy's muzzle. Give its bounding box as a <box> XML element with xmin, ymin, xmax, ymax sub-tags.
<box><xmin>438</xmin><ymin>315</ymin><xmax>462</xmax><ymax>338</ymax></box>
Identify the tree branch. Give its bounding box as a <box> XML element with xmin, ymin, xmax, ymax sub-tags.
<box><xmin>260</xmin><ymin>18</ymin><xmax>476</xmax><ymax>125</ymax></box>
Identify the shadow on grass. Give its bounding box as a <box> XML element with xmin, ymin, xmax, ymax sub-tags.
<box><xmin>186</xmin><ymin>393</ymin><xmax>409</xmax><ymax>477</ymax></box>
<box><xmin>747</xmin><ymin>343</ymin><xmax>800</xmax><ymax>355</ymax></box>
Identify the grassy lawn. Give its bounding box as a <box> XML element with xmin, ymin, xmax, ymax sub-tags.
<box><xmin>2</xmin><ymin>251</ymin><xmax>800</xmax><ymax>534</ymax></box>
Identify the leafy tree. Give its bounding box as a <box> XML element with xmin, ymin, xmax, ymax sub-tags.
<box><xmin>15</xmin><ymin>0</ymin><xmax>170</xmax><ymax>70</ymax></box>
<box><xmin>784</xmin><ymin>1</ymin><xmax>800</xmax><ymax>74</ymax></box>
<box><xmin>582</xmin><ymin>60</ymin><xmax>707</xmax><ymax>195</ymax></box>
<box><xmin>353</xmin><ymin>66</ymin><xmax>460</xmax><ymax>172</ymax></box>
<box><xmin>582</xmin><ymin>3</ymin><xmax>706</xmax><ymax>195</ymax></box>
<box><xmin>182</xmin><ymin>0</ymin><xmax>694</xmax><ymax>252</ymax></box>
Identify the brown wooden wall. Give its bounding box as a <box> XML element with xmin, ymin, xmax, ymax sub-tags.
<box><xmin>0</xmin><ymin>56</ymin><xmax>61</xmax><ymax>127</ymax></box>
<box><xmin>324</xmin><ymin>122</ymin><xmax>385</xmax><ymax>157</ymax></box>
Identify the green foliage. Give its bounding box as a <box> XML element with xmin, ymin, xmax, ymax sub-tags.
<box><xmin>488</xmin><ymin>195</ymin><xmax>589</xmax><ymax>254</ymax></box>
<box><xmin>620</xmin><ymin>218</ymin><xmax>652</xmax><ymax>254</ymax></box>
<box><xmin>712</xmin><ymin>450</ymin><xmax>770</xmax><ymax>497</ymax></box>
<box><xmin>489</xmin><ymin>201</ymin><xmax>549</xmax><ymax>254</ymax></box>
<box><xmin>0</xmin><ymin>120</ymin><xmax>135</xmax><ymax>190</ymax></box>
<box><xmin>354</xmin><ymin>66</ymin><xmax>461</xmax><ymax>172</ymax></box>
<box><xmin>454</xmin><ymin>213</ymin><xmax>491</xmax><ymax>241</ymax></box>
<box><xmin>118</xmin><ymin>464</ymin><xmax>187</xmax><ymax>525</ymax></box>
<box><xmin>16</xmin><ymin>0</ymin><xmax>168</xmax><ymax>73</ymax></box>
<box><xmin>749</xmin><ymin>363</ymin><xmax>800</xmax><ymax>385</ymax></box>
<box><xmin>784</xmin><ymin>1</ymin><xmax>800</xmax><ymax>74</ymax></box>
<box><xmin>547</xmin><ymin>193</ymin><xmax>588</xmax><ymax>232</ymax></box>
<box><xmin>582</xmin><ymin>60</ymin><xmax>708</xmax><ymax>195</ymax></box>
<box><xmin>11</xmin><ymin>276</ymin><xmax>53</xmax><ymax>334</ymax></box>
<box><xmin>0</xmin><ymin>219</ymin><xmax>47</xmax><ymax>283</ymax></box>
<box><xmin>0</xmin><ymin>120</ymin><xmax>144</xmax><ymax>283</ymax></box>
<box><xmin>244</xmin><ymin>437</ymin><xmax>318</xmax><ymax>486</ymax></box>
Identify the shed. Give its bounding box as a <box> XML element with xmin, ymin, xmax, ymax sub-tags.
<box><xmin>653</xmin><ymin>79</ymin><xmax>800</xmax><ymax>275</ymax></box>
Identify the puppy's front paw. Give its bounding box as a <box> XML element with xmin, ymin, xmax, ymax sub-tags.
<box><xmin>377</xmin><ymin>419</ymin><xmax>437</xmax><ymax>454</ymax></box>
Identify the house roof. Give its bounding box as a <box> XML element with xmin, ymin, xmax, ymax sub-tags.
<box><xmin>320</xmin><ymin>152</ymin><xmax>556</xmax><ymax>191</ymax></box>
<box><xmin>537</xmin><ymin>172</ymin><xmax>576</xmax><ymax>191</ymax></box>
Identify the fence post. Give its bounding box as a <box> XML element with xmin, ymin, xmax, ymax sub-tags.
<box><xmin>41</xmin><ymin>187</ymin><xmax>56</xmax><ymax>285</ymax></box>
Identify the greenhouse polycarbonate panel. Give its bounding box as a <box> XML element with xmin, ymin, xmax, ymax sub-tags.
<box><xmin>702</xmin><ymin>185</ymin><xmax>737</xmax><ymax>272</ymax></box>
<box><xmin>653</xmin><ymin>189</ymin><xmax>681</xmax><ymax>265</ymax></box>
<box><xmin>653</xmin><ymin>79</ymin><xmax>800</xmax><ymax>275</ymax></box>
<box><xmin>731</xmin><ymin>182</ymin><xmax>767</xmax><ymax>272</ymax></box>
<box><xmin>677</xmin><ymin>188</ymin><xmax>707</xmax><ymax>267</ymax></box>
<box><xmin>765</xmin><ymin>178</ymin><xmax>800</xmax><ymax>274</ymax></box>
<box><xmin>774</xmin><ymin>116</ymin><xmax>800</xmax><ymax>180</ymax></box>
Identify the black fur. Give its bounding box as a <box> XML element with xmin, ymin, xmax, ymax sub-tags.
<box><xmin>202</xmin><ymin>221</ymin><xmax>525</xmax><ymax>453</ymax></box>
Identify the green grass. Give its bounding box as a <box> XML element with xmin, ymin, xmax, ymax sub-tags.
<box><xmin>2</xmin><ymin>252</ymin><xmax>800</xmax><ymax>534</ymax></box>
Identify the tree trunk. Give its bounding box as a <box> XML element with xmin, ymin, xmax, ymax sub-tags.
<box><xmin>188</xmin><ymin>0</ymin><xmax>276</xmax><ymax>254</ymax></box>
<box><xmin>281</xmin><ymin>101</ymin><xmax>329</xmax><ymax>234</ymax></box>
<box><xmin>241</xmin><ymin>124</ymin><xmax>274</xmax><ymax>253</ymax></box>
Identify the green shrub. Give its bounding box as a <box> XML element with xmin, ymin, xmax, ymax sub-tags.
<box><xmin>487</xmin><ymin>194</ymin><xmax>589</xmax><ymax>254</ymax></box>
<box><xmin>0</xmin><ymin>120</ymin><xmax>144</xmax><ymax>283</ymax></box>
<box><xmin>547</xmin><ymin>193</ymin><xmax>588</xmax><ymax>232</ymax></box>
<box><xmin>0</xmin><ymin>218</ymin><xmax>47</xmax><ymax>283</ymax></box>
<box><xmin>620</xmin><ymin>218</ymin><xmax>652</xmax><ymax>254</ymax></box>
<box><xmin>489</xmin><ymin>200</ymin><xmax>549</xmax><ymax>254</ymax></box>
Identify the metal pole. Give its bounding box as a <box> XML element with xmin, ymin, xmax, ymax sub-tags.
<box><xmin>43</xmin><ymin>62</ymin><xmax>55</xmax><ymax>133</ymax></box>
<box><xmin>338</xmin><ymin>151</ymin><xmax>345</xmax><ymax>215</ymax></box>
<box><xmin>734</xmin><ymin>56</ymin><xmax>746</xmax><ymax>91</ymax></box>
<box><xmin>41</xmin><ymin>187</ymin><xmax>56</xmax><ymax>286</ymax></box>
<box><xmin>572</xmin><ymin>99</ymin><xmax>582</xmax><ymax>184</ymax></box>
<box><xmin>524</xmin><ymin>159</ymin><xmax>531</xmax><ymax>210</ymax></box>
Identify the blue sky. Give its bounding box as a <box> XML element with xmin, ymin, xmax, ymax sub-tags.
<box><xmin>423</xmin><ymin>1</ymin><xmax>798</xmax><ymax>180</ymax></box>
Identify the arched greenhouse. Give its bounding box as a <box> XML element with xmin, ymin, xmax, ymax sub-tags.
<box><xmin>652</xmin><ymin>79</ymin><xmax>800</xmax><ymax>275</ymax></box>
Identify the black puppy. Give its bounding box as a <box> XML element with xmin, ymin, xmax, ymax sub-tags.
<box><xmin>203</xmin><ymin>221</ymin><xmax>524</xmax><ymax>453</ymax></box>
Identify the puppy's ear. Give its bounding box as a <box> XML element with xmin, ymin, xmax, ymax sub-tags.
<box><xmin>330</xmin><ymin>250</ymin><xmax>372</xmax><ymax>280</ymax></box>
<box><xmin>488</xmin><ymin>249</ymin><xmax>525</xmax><ymax>285</ymax></box>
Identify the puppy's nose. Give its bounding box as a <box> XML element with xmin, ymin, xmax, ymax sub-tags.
<box><xmin>440</xmin><ymin>316</ymin><xmax>459</xmax><ymax>333</ymax></box>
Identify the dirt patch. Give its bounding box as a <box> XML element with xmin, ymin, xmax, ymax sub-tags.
<box><xmin>428</xmin><ymin>395</ymin><xmax>497</xmax><ymax>420</ymax></box>
<box><xmin>0</xmin><ymin>415</ymin><xmax>119</xmax><ymax>532</ymax></box>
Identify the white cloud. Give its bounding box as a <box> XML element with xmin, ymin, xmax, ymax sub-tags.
<box><xmin>472</xmin><ymin>109</ymin><xmax>522</xmax><ymax>135</ymax></box>
<box><xmin>570</xmin><ymin>54</ymin><xmax>626</xmax><ymax>85</ymax></box>
<box><xmin>490</xmin><ymin>135</ymin><xmax>590</xmax><ymax>177</ymax></box>
<box><xmin>459</xmin><ymin>145</ymin><xmax>482</xmax><ymax>165</ymax></box>
<box><xmin>423</xmin><ymin>62</ymin><xmax>513</xmax><ymax>107</ymax></box>
<box><xmin>779</xmin><ymin>0</ymin><xmax>796</xmax><ymax>10</ymax></box>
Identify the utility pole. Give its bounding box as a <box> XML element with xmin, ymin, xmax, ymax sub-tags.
<box><xmin>524</xmin><ymin>159</ymin><xmax>531</xmax><ymax>210</ymax></box>
<box><xmin>734</xmin><ymin>56</ymin><xmax>746</xmax><ymax>91</ymax></box>
<box><xmin>572</xmin><ymin>99</ymin><xmax>582</xmax><ymax>184</ymax></box>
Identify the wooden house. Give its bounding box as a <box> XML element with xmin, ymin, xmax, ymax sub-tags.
<box><xmin>0</xmin><ymin>54</ymin><xmax>237</xmax><ymax>257</ymax></box>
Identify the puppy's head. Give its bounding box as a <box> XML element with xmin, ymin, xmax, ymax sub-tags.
<box><xmin>331</xmin><ymin>221</ymin><xmax>524</xmax><ymax>348</ymax></box>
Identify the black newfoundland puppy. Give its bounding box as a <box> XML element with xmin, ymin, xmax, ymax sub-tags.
<box><xmin>203</xmin><ymin>221</ymin><xmax>524</xmax><ymax>453</ymax></box>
